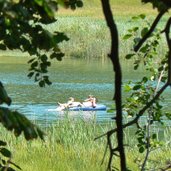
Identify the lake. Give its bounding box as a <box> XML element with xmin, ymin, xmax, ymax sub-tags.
<box><xmin>0</xmin><ymin>56</ymin><xmax>171</xmax><ymax>127</ymax></box>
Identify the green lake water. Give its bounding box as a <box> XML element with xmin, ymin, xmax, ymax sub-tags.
<box><xmin>0</xmin><ymin>56</ymin><xmax>171</xmax><ymax>126</ymax></box>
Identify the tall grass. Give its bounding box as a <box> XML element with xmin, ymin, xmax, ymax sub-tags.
<box><xmin>53</xmin><ymin>0</ymin><xmax>169</xmax><ymax>62</ymax></box>
<box><xmin>1</xmin><ymin>0</ymin><xmax>164</xmax><ymax>62</ymax></box>
<box><xmin>46</xmin><ymin>1</ymin><xmax>168</xmax><ymax>61</ymax></box>
<box><xmin>45</xmin><ymin>14</ymin><xmax>167</xmax><ymax>62</ymax></box>
<box><xmin>0</xmin><ymin>117</ymin><xmax>171</xmax><ymax>171</ymax></box>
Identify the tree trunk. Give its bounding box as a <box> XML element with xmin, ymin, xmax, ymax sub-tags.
<box><xmin>100</xmin><ymin>0</ymin><xmax>126</xmax><ymax>170</ymax></box>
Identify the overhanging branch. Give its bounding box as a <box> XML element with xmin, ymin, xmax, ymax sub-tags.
<box><xmin>95</xmin><ymin>82</ymin><xmax>169</xmax><ymax>140</ymax></box>
<box><xmin>96</xmin><ymin>16</ymin><xmax>171</xmax><ymax>142</ymax></box>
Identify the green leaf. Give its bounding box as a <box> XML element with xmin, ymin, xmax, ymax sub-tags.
<box><xmin>0</xmin><ymin>107</ymin><xmax>44</xmax><ymax>141</ymax></box>
<box><xmin>35</xmin><ymin>0</ymin><xmax>43</xmax><ymax>6</ymax></box>
<box><xmin>141</xmin><ymin>27</ymin><xmax>149</xmax><ymax>37</ymax></box>
<box><xmin>0</xmin><ymin>148</ymin><xmax>11</xmax><ymax>157</ymax></box>
<box><xmin>123</xmin><ymin>34</ymin><xmax>132</xmax><ymax>40</ymax></box>
<box><xmin>139</xmin><ymin>14</ymin><xmax>146</xmax><ymax>19</ymax></box>
<box><xmin>50</xmin><ymin>52</ymin><xmax>64</xmax><ymax>61</ymax></box>
<box><xmin>142</xmin><ymin>77</ymin><xmax>148</xmax><ymax>83</ymax></box>
<box><xmin>132</xmin><ymin>27</ymin><xmax>139</xmax><ymax>32</ymax></box>
<box><xmin>45</xmin><ymin>61</ymin><xmax>51</xmax><ymax>66</ymax></box>
<box><xmin>28</xmin><ymin>58</ymin><xmax>36</xmax><ymax>64</ymax></box>
<box><xmin>0</xmin><ymin>140</ymin><xmax>7</xmax><ymax>146</ymax></box>
<box><xmin>133</xmin><ymin>85</ymin><xmax>141</xmax><ymax>90</ymax></box>
<box><xmin>152</xmin><ymin>133</ymin><xmax>157</xmax><ymax>139</ymax></box>
<box><xmin>165</xmin><ymin>112</ymin><xmax>171</xmax><ymax>119</ymax></box>
<box><xmin>43</xmin><ymin>76</ymin><xmax>52</xmax><ymax>85</ymax></box>
<box><xmin>124</xmin><ymin>84</ymin><xmax>132</xmax><ymax>92</ymax></box>
<box><xmin>141</xmin><ymin>0</ymin><xmax>168</xmax><ymax>11</ymax></box>
<box><xmin>139</xmin><ymin>146</ymin><xmax>145</xmax><ymax>153</ymax></box>
<box><xmin>53</xmin><ymin>32</ymin><xmax>69</xmax><ymax>44</ymax></box>
<box><xmin>125</xmin><ymin>53</ymin><xmax>135</xmax><ymax>59</ymax></box>
<box><xmin>131</xmin><ymin>16</ymin><xmax>139</xmax><ymax>20</ymax></box>
<box><xmin>40</xmin><ymin>63</ymin><xmax>47</xmax><ymax>71</ymax></box>
<box><xmin>31</xmin><ymin>61</ymin><xmax>38</xmax><ymax>68</ymax></box>
<box><xmin>71</xmin><ymin>4</ymin><xmax>76</xmax><ymax>10</ymax></box>
<box><xmin>3</xmin><ymin>166</ymin><xmax>16</xmax><ymax>171</ymax></box>
<box><xmin>137</xmin><ymin>137</ymin><xmax>144</xmax><ymax>144</ymax></box>
<box><xmin>76</xmin><ymin>1</ymin><xmax>83</xmax><ymax>7</ymax></box>
<box><xmin>27</xmin><ymin>72</ymin><xmax>34</xmax><ymax>78</ymax></box>
<box><xmin>0</xmin><ymin>44</ymin><xmax>6</xmax><ymax>50</ymax></box>
<box><xmin>43</xmin><ymin>1</ymin><xmax>54</xmax><ymax>17</ymax></box>
<box><xmin>40</xmin><ymin>54</ymin><xmax>48</xmax><ymax>62</ymax></box>
<box><xmin>134</xmin><ymin>64</ymin><xmax>139</xmax><ymax>70</ymax></box>
<box><xmin>9</xmin><ymin>161</ymin><xmax>22</xmax><ymax>170</ymax></box>
<box><xmin>158</xmin><ymin>66</ymin><xmax>164</xmax><ymax>72</ymax></box>
<box><xmin>39</xmin><ymin>80</ymin><xmax>45</xmax><ymax>87</ymax></box>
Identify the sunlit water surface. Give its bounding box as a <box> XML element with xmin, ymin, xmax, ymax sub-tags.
<box><xmin>0</xmin><ymin>56</ymin><xmax>171</xmax><ymax>127</ymax></box>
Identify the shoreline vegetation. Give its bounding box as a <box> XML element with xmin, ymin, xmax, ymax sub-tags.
<box><xmin>0</xmin><ymin>0</ymin><xmax>168</xmax><ymax>61</ymax></box>
<box><xmin>1</xmin><ymin>1</ymin><xmax>171</xmax><ymax>170</ymax></box>
<box><xmin>2</xmin><ymin>118</ymin><xmax>171</xmax><ymax>171</ymax></box>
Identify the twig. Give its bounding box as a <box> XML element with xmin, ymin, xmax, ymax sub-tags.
<box><xmin>101</xmin><ymin>142</ymin><xmax>108</xmax><ymax>165</ymax></box>
<box><xmin>141</xmin><ymin>54</ymin><xmax>167</xmax><ymax>170</ymax></box>
<box><xmin>106</xmin><ymin>134</ymin><xmax>113</xmax><ymax>171</ymax></box>
<box><xmin>156</xmin><ymin>64</ymin><xmax>167</xmax><ymax>91</ymax></box>
<box><xmin>164</xmin><ymin>17</ymin><xmax>171</xmax><ymax>84</ymax></box>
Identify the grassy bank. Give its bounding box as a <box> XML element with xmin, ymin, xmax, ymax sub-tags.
<box><xmin>1</xmin><ymin>0</ymin><xmax>166</xmax><ymax>61</ymax></box>
<box><xmin>1</xmin><ymin>118</ymin><xmax>171</xmax><ymax>171</ymax></box>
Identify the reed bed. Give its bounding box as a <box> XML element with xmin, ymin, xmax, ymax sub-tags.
<box><xmin>1</xmin><ymin>0</ymin><xmax>167</xmax><ymax>62</ymax></box>
<box><xmin>45</xmin><ymin>14</ymin><xmax>168</xmax><ymax>63</ymax></box>
<box><xmin>47</xmin><ymin>0</ymin><xmax>169</xmax><ymax>62</ymax></box>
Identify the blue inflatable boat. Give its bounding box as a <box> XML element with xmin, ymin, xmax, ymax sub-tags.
<box><xmin>64</xmin><ymin>104</ymin><xmax>106</xmax><ymax>111</ymax></box>
<box><xmin>48</xmin><ymin>104</ymin><xmax>107</xmax><ymax>112</ymax></box>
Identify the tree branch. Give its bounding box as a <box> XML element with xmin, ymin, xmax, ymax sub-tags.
<box><xmin>164</xmin><ymin>17</ymin><xmax>171</xmax><ymax>84</ymax></box>
<box><xmin>134</xmin><ymin>10</ymin><xmax>165</xmax><ymax>52</ymax></box>
<box><xmin>106</xmin><ymin>134</ymin><xmax>113</xmax><ymax>171</ymax></box>
<box><xmin>95</xmin><ymin>82</ymin><xmax>169</xmax><ymax>140</ymax></box>
<box><xmin>141</xmin><ymin>62</ymin><xmax>166</xmax><ymax>170</ymax></box>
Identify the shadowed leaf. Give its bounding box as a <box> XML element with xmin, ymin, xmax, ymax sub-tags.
<box><xmin>0</xmin><ymin>107</ymin><xmax>44</xmax><ymax>140</ymax></box>
<box><xmin>0</xmin><ymin>140</ymin><xmax>6</xmax><ymax>146</ymax></box>
<box><xmin>0</xmin><ymin>148</ymin><xmax>11</xmax><ymax>158</ymax></box>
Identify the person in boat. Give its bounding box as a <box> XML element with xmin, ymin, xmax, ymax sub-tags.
<box><xmin>58</xmin><ymin>97</ymin><xmax>81</xmax><ymax>110</ymax></box>
<box><xmin>82</xmin><ymin>95</ymin><xmax>96</xmax><ymax>108</ymax></box>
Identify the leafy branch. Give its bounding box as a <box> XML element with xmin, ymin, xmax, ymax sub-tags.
<box><xmin>0</xmin><ymin>0</ymin><xmax>83</xmax><ymax>87</ymax></box>
<box><xmin>0</xmin><ymin>80</ymin><xmax>45</xmax><ymax>170</ymax></box>
<box><xmin>95</xmin><ymin>5</ymin><xmax>171</xmax><ymax>169</ymax></box>
<box><xmin>134</xmin><ymin>10</ymin><xmax>165</xmax><ymax>52</ymax></box>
